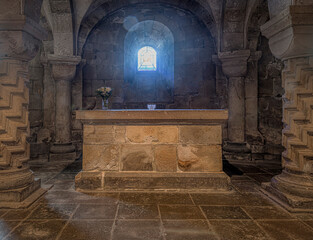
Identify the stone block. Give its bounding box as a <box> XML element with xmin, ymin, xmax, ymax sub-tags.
<box><xmin>114</xmin><ymin>126</ymin><xmax>126</xmax><ymax>143</ymax></box>
<box><xmin>75</xmin><ymin>171</ymin><xmax>102</xmax><ymax>191</ymax></box>
<box><xmin>154</xmin><ymin>145</ymin><xmax>177</xmax><ymax>172</ymax></box>
<box><xmin>126</xmin><ymin>126</ymin><xmax>178</xmax><ymax>144</ymax></box>
<box><xmin>179</xmin><ymin>126</ymin><xmax>222</xmax><ymax>145</ymax></box>
<box><xmin>83</xmin><ymin>145</ymin><xmax>119</xmax><ymax>171</ymax></box>
<box><xmin>177</xmin><ymin>145</ymin><xmax>222</xmax><ymax>172</ymax></box>
<box><xmin>100</xmin><ymin>172</ymin><xmax>231</xmax><ymax>191</ymax></box>
<box><xmin>84</xmin><ymin>125</ymin><xmax>114</xmax><ymax>144</ymax></box>
<box><xmin>121</xmin><ymin>145</ymin><xmax>153</xmax><ymax>171</ymax></box>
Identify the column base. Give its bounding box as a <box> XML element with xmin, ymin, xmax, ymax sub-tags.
<box><xmin>223</xmin><ymin>142</ymin><xmax>251</xmax><ymax>163</ymax></box>
<box><xmin>260</xmin><ymin>171</ymin><xmax>313</xmax><ymax>213</ymax></box>
<box><xmin>0</xmin><ymin>178</ymin><xmax>47</xmax><ymax>209</ymax></box>
<box><xmin>50</xmin><ymin>142</ymin><xmax>76</xmax><ymax>162</ymax></box>
<box><xmin>75</xmin><ymin>171</ymin><xmax>232</xmax><ymax>193</ymax></box>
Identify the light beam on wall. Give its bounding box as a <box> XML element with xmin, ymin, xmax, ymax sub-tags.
<box><xmin>138</xmin><ymin>46</ymin><xmax>157</xmax><ymax>71</ymax></box>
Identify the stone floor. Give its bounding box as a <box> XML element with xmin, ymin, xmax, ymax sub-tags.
<box><xmin>1</xmin><ymin>160</ymin><xmax>313</xmax><ymax>240</ymax></box>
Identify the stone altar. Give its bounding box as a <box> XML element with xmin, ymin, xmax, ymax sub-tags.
<box><xmin>75</xmin><ymin>110</ymin><xmax>231</xmax><ymax>192</ymax></box>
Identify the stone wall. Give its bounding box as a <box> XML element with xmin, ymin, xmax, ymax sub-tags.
<box><xmin>82</xmin><ymin>4</ymin><xmax>218</xmax><ymax>110</ymax></box>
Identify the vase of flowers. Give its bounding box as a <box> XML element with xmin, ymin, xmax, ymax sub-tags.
<box><xmin>95</xmin><ymin>87</ymin><xmax>112</xmax><ymax>110</ymax></box>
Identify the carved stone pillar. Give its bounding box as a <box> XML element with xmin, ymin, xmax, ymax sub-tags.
<box><xmin>48</xmin><ymin>55</ymin><xmax>81</xmax><ymax>161</ymax></box>
<box><xmin>261</xmin><ymin>5</ymin><xmax>313</xmax><ymax>212</ymax></box>
<box><xmin>218</xmin><ymin>50</ymin><xmax>251</xmax><ymax>158</ymax></box>
<box><xmin>0</xmin><ymin>2</ymin><xmax>47</xmax><ymax>208</ymax></box>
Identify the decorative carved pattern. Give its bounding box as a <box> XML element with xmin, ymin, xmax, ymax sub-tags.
<box><xmin>282</xmin><ymin>57</ymin><xmax>313</xmax><ymax>173</ymax></box>
<box><xmin>0</xmin><ymin>60</ymin><xmax>30</xmax><ymax>169</ymax></box>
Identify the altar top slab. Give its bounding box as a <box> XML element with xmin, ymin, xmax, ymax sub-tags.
<box><xmin>76</xmin><ymin>109</ymin><xmax>228</xmax><ymax>124</ymax></box>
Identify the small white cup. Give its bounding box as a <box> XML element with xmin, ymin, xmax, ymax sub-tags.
<box><xmin>147</xmin><ymin>104</ymin><xmax>156</xmax><ymax>110</ymax></box>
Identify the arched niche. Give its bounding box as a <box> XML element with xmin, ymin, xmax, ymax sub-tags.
<box><xmin>124</xmin><ymin>20</ymin><xmax>174</xmax><ymax>103</ymax></box>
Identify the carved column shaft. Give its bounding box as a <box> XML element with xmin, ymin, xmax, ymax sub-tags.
<box><xmin>261</xmin><ymin>5</ymin><xmax>313</xmax><ymax>212</ymax></box>
<box><xmin>0</xmin><ymin>1</ymin><xmax>47</xmax><ymax>207</ymax></box>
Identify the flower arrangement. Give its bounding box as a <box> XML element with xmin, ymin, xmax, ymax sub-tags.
<box><xmin>95</xmin><ymin>87</ymin><xmax>112</xmax><ymax>110</ymax></box>
<box><xmin>96</xmin><ymin>87</ymin><xmax>112</xmax><ymax>100</ymax></box>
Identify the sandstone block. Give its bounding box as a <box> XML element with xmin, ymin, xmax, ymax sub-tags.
<box><xmin>177</xmin><ymin>145</ymin><xmax>222</xmax><ymax>172</ymax></box>
<box><xmin>114</xmin><ymin>126</ymin><xmax>126</xmax><ymax>143</ymax></box>
<box><xmin>126</xmin><ymin>126</ymin><xmax>178</xmax><ymax>144</ymax></box>
<box><xmin>83</xmin><ymin>145</ymin><xmax>119</xmax><ymax>171</ymax></box>
<box><xmin>179</xmin><ymin>126</ymin><xmax>222</xmax><ymax>144</ymax></box>
<box><xmin>84</xmin><ymin>125</ymin><xmax>114</xmax><ymax>144</ymax></box>
<box><xmin>154</xmin><ymin>145</ymin><xmax>177</xmax><ymax>172</ymax></box>
<box><xmin>75</xmin><ymin>171</ymin><xmax>102</xmax><ymax>191</ymax></box>
<box><xmin>121</xmin><ymin>145</ymin><xmax>153</xmax><ymax>171</ymax></box>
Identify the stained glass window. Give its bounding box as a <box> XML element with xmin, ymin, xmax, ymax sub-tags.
<box><xmin>138</xmin><ymin>46</ymin><xmax>157</xmax><ymax>71</ymax></box>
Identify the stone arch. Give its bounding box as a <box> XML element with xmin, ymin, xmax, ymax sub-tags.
<box><xmin>82</xmin><ymin>4</ymin><xmax>216</xmax><ymax>109</ymax></box>
<box><xmin>77</xmin><ymin>0</ymin><xmax>216</xmax><ymax>55</ymax></box>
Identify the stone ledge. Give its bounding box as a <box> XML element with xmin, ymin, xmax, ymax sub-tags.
<box><xmin>75</xmin><ymin>171</ymin><xmax>232</xmax><ymax>192</ymax></box>
<box><xmin>76</xmin><ymin>110</ymin><xmax>228</xmax><ymax>124</ymax></box>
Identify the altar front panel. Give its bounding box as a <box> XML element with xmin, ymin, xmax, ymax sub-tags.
<box><xmin>82</xmin><ymin>125</ymin><xmax>222</xmax><ymax>173</ymax></box>
<box><xmin>75</xmin><ymin>110</ymin><xmax>230</xmax><ymax>192</ymax></box>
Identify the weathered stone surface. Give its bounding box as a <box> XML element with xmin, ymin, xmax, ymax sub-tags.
<box><xmin>114</xmin><ymin>126</ymin><xmax>126</xmax><ymax>143</ymax></box>
<box><xmin>84</xmin><ymin>125</ymin><xmax>114</xmax><ymax>144</ymax></box>
<box><xmin>177</xmin><ymin>145</ymin><xmax>222</xmax><ymax>172</ymax></box>
<box><xmin>179</xmin><ymin>126</ymin><xmax>222</xmax><ymax>145</ymax></box>
<box><xmin>83</xmin><ymin>145</ymin><xmax>119</xmax><ymax>171</ymax></box>
<box><xmin>121</xmin><ymin>145</ymin><xmax>153</xmax><ymax>171</ymax></box>
<box><xmin>154</xmin><ymin>145</ymin><xmax>177</xmax><ymax>172</ymax></box>
<box><xmin>76</xmin><ymin>110</ymin><xmax>228</xmax><ymax>123</ymax></box>
<box><xmin>126</xmin><ymin>126</ymin><xmax>178</xmax><ymax>144</ymax></box>
<box><xmin>76</xmin><ymin>172</ymin><xmax>231</xmax><ymax>191</ymax></box>
<box><xmin>75</xmin><ymin>171</ymin><xmax>102</xmax><ymax>190</ymax></box>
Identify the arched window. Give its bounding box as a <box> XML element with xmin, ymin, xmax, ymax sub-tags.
<box><xmin>138</xmin><ymin>46</ymin><xmax>157</xmax><ymax>71</ymax></box>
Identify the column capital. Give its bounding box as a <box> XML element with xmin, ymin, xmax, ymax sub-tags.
<box><xmin>48</xmin><ymin>54</ymin><xmax>81</xmax><ymax>82</ymax></box>
<box><xmin>261</xmin><ymin>5</ymin><xmax>313</xmax><ymax>60</ymax></box>
<box><xmin>218</xmin><ymin>50</ymin><xmax>250</xmax><ymax>78</ymax></box>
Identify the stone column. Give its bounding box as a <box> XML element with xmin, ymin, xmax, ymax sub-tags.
<box><xmin>0</xmin><ymin>1</ymin><xmax>47</xmax><ymax>208</ymax></box>
<box><xmin>218</xmin><ymin>50</ymin><xmax>251</xmax><ymax>158</ymax></box>
<box><xmin>48</xmin><ymin>55</ymin><xmax>81</xmax><ymax>161</ymax></box>
<box><xmin>41</xmin><ymin>58</ymin><xmax>55</xmax><ymax>131</ymax></box>
<box><xmin>261</xmin><ymin>5</ymin><xmax>313</xmax><ymax>212</ymax></box>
